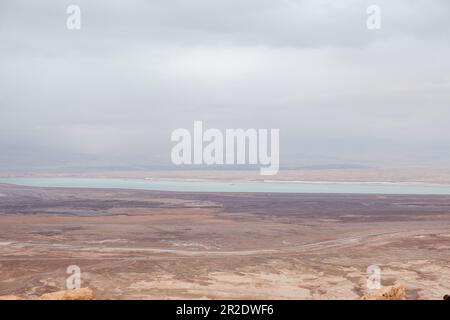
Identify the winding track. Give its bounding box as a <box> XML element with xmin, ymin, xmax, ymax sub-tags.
<box><xmin>0</xmin><ymin>229</ymin><xmax>440</xmax><ymax>258</ymax></box>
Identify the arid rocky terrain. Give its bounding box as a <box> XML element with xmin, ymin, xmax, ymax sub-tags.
<box><xmin>0</xmin><ymin>183</ymin><xmax>449</xmax><ymax>299</ymax></box>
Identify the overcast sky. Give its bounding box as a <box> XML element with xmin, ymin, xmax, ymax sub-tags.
<box><xmin>1</xmin><ymin>0</ymin><xmax>449</xmax><ymax>170</ymax></box>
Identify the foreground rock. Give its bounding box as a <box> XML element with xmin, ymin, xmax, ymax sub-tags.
<box><xmin>40</xmin><ymin>288</ymin><xmax>96</xmax><ymax>300</ymax></box>
<box><xmin>0</xmin><ymin>295</ymin><xmax>22</xmax><ymax>300</ymax></box>
<box><xmin>362</xmin><ymin>283</ymin><xmax>406</xmax><ymax>300</ymax></box>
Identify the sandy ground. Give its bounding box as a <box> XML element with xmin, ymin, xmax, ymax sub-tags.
<box><xmin>0</xmin><ymin>183</ymin><xmax>449</xmax><ymax>299</ymax></box>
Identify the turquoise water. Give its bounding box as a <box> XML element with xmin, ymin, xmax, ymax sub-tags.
<box><xmin>1</xmin><ymin>177</ymin><xmax>450</xmax><ymax>195</ymax></box>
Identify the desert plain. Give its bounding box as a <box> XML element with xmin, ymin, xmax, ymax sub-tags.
<box><xmin>0</xmin><ymin>182</ymin><xmax>449</xmax><ymax>299</ymax></box>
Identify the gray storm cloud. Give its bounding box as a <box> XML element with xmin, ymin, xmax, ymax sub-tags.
<box><xmin>0</xmin><ymin>0</ymin><xmax>449</xmax><ymax>170</ymax></box>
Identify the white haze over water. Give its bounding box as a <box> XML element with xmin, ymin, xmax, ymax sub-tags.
<box><xmin>2</xmin><ymin>178</ymin><xmax>450</xmax><ymax>195</ymax></box>
<box><xmin>0</xmin><ymin>0</ymin><xmax>449</xmax><ymax>170</ymax></box>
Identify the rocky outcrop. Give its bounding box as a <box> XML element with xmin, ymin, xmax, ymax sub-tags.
<box><xmin>39</xmin><ymin>288</ymin><xmax>96</xmax><ymax>300</ymax></box>
<box><xmin>362</xmin><ymin>283</ymin><xmax>406</xmax><ymax>300</ymax></box>
<box><xmin>0</xmin><ymin>295</ymin><xmax>22</xmax><ymax>300</ymax></box>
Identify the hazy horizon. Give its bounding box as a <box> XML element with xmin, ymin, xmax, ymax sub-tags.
<box><xmin>1</xmin><ymin>0</ymin><xmax>450</xmax><ymax>171</ymax></box>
